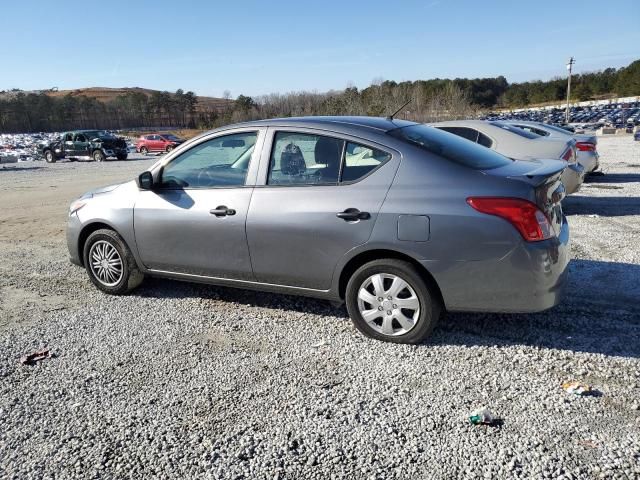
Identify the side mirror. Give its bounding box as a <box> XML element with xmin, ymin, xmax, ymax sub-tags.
<box><xmin>137</xmin><ymin>171</ymin><xmax>154</xmax><ymax>190</ymax></box>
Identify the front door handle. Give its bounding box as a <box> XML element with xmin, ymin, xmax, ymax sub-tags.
<box><xmin>336</xmin><ymin>208</ymin><xmax>370</xmax><ymax>221</ymax></box>
<box><xmin>210</xmin><ymin>205</ymin><xmax>236</xmax><ymax>217</ymax></box>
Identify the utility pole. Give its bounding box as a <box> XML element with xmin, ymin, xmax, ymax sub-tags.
<box><xmin>565</xmin><ymin>57</ymin><xmax>575</xmax><ymax>124</ymax></box>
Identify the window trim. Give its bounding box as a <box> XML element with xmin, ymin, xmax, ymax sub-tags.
<box><xmin>156</xmin><ymin>129</ymin><xmax>261</xmax><ymax>191</ymax></box>
<box><xmin>261</xmin><ymin>128</ymin><xmax>396</xmax><ymax>188</ymax></box>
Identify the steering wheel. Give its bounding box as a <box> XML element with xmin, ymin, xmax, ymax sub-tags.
<box><xmin>196</xmin><ymin>168</ymin><xmax>217</xmax><ymax>187</ymax></box>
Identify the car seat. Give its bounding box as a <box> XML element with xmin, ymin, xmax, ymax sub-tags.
<box><xmin>314</xmin><ymin>136</ymin><xmax>342</xmax><ymax>181</ymax></box>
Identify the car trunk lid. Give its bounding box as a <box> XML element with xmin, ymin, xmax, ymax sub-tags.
<box><xmin>483</xmin><ymin>158</ymin><xmax>566</xmax><ymax>236</ymax></box>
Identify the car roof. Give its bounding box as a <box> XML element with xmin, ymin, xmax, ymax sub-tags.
<box><xmin>216</xmin><ymin>116</ymin><xmax>416</xmax><ymax>134</ymax></box>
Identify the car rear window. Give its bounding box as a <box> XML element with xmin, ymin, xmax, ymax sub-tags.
<box><xmin>388</xmin><ymin>124</ymin><xmax>512</xmax><ymax>170</ymax></box>
<box><xmin>489</xmin><ymin>121</ymin><xmax>539</xmax><ymax>139</ymax></box>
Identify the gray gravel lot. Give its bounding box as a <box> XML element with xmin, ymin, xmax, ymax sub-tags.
<box><xmin>0</xmin><ymin>138</ymin><xmax>639</xmax><ymax>479</ymax></box>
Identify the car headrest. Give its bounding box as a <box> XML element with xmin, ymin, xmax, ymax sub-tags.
<box><xmin>280</xmin><ymin>143</ymin><xmax>306</xmax><ymax>176</ymax></box>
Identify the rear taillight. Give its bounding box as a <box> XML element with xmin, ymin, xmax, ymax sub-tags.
<box><xmin>467</xmin><ymin>197</ymin><xmax>554</xmax><ymax>242</ymax></box>
<box><xmin>576</xmin><ymin>142</ymin><xmax>596</xmax><ymax>152</ymax></box>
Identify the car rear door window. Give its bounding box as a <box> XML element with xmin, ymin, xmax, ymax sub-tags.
<box><xmin>342</xmin><ymin>142</ymin><xmax>392</xmax><ymax>182</ymax></box>
<box><xmin>268</xmin><ymin>132</ymin><xmax>344</xmax><ymax>185</ymax></box>
<box><xmin>160</xmin><ymin>132</ymin><xmax>257</xmax><ymax>188</ymax></box>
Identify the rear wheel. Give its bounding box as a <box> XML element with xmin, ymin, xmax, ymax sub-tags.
<box><xmin>92</xmin><ymin>150</ymin><xmax>105</xmax><ymax>162</ymax></box>
<box><xmin>83</xmin><ymin>229</ymin><xmax>144</xmax><ymax>295</ymax></box>
<box><xmin>140</xmin><ymin>146</ymin><xmax>149</xmax><ymax>155</ymax></box>
<box><xmin>345</xmin><ymin>259</ymin><xmax>441</xmax><ymax>344</ymax></box>
<box><xmin>44</xmin><ymin>150</ymin><xmax>56</xmax><ymax>163</ymax></box>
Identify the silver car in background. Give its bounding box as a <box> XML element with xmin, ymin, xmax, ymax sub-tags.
<box><xmin>431</xmin><ymin>120</ymin><xmax>585</xmax><ymax>194</ymax></box>
<box><xmin>67</xmin><ymin>117</ymin><xmax>569</xmax><ymax>344</ymax></box>
<box><xmin>502</xmin><ymin>120</ymin><xmax>600</xmax><ymax>173</ymax></box>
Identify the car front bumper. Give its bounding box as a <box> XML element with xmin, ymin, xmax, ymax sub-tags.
<box><xmin>426</xmin><ymin>217</ymin><xmax>570</xmax><ymax>313</ymax></box>
<box><xmin>67</xmin><ymin>213</ymin><xmax>83</xmax><ymax>266</ymax></box>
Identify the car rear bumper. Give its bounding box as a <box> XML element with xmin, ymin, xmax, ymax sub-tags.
<box><xmin>578</xmin><ymin>151</ymin><xmax>599</xmax><ymax>173</ymax></box>
<box><xmin>426</xmin><ymin>217</ymin><xmax>570</xmax><ymax>313</ymax></box>
<box><xmin>561</xmin><ymin>163</ymin><xmax>585</xmax><ymax>194</ymax></box>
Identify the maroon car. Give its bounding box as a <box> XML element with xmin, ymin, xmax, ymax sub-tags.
<box><xmin>136</xmin><ymin>133</ymin><xmax>184</xmax><ymax>154</ymax></box>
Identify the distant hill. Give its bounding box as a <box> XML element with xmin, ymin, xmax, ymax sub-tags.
<box><xmin>43</xmin><ymin>86</ymin><xmax>232</xmax><ymax>112</ymax></box>
<box><xmin>0</xmin><ymin>86</ymin><xmax>232</xmax><ymax>113</ymax></box>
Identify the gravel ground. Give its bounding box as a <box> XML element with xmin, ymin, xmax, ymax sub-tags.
<box><xmin>0</xmin><ymin>138</ymin><xmax>639</xmax><ymax>479</ymax></box>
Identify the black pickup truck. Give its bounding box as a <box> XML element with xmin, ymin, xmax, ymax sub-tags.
<box><xmin>42</xmin><ymin>130</ymin><xmax>129</xmax><ymax>163</ymax></box>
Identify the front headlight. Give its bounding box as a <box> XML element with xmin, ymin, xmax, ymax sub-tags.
<box><xmin>69</xmin><ymin>196</ymin><xmax>91</xmax><ymax>215</ymax></box>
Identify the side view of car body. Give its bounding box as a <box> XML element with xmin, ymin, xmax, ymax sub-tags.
<box><xmin>430</xmin><ymin>120</ymin><xmax>585</xmax><ymax>194</ymax></box>
<box><xmin>502</xmin><ymin>120</ymin><xmax>600</xmax><ymax>173</ymax></box>
<box><xmin>67</xmin><ymin>117</ymin><xmax>569</xmax><ymax>343</ymax></box>
<box><xmin>136</xmin><ymin>133</ymin><xmax>185</xmax><ymax>154</ymax></box>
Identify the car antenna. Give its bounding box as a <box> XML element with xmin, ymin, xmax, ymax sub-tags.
<box><xmin>386</xmin><ymin>99</ymin><xmax>411</xmax><ymax>121</ymax></box>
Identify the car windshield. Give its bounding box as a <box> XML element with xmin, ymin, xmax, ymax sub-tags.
<box><xmin>388</xmin><ymin>124</ymin><xmax>513</xmax><ymax>170</ymax></box>
<box><xmin>161</xmin><ymin>134</ymin><xmax>182</xmax><ymax>141</ymax></box>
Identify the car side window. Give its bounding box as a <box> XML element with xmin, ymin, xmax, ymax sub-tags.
<box><xmin>75</xmin><ymin>134</ymin><xmax>87</xmax><ymax>142</ymax></box>
<box><xmin>268</xmin><ymin>132</ymin><xmax>344</xmax><ymax>185</ymax></box>
<box><xmin>160</xmin><ymin>132</ymin><xmax>257</xmax><ymax>189</ymax></box>
<box><xmin>64</xmin><ymin>133</ymin><xmax>73</xmax><ymax>142</ymax></box>
<box><xmin>438</xmin><ymin>126</ymin><xmax>480</xmax><ymax>143</ymax></box>
<box><xmin>477</xmin><ymin>132</ymin><xmax>493</xmax><ymax>148</ymax></box>
<box><xmin>342</xmin><ymin>142</ymin><xmax>392</xmax><ymax>182</ymax></box>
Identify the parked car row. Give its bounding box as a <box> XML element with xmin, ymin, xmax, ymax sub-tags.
<box><xmin>429</xmin><ymin>119</ymin><xmax>588</xmax><ymax>194</ymax></box>
<box><xmin>485</xmin><ymin>100</ymin><xmax>640</xmax><ymax>130</ymax></box>
<box><xmin>67</xmin><ymin>116</ymin><xmax>571</xmax><ymax>345</ymax></box>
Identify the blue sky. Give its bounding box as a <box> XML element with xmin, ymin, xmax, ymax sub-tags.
<box><xmin>1</xmin><ymin>0</ymin><xmax>639</xmax><ymax>98</ymax></box>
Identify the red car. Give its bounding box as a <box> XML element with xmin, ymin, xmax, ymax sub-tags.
<box><xmin>136</xmin><ymin>133</ymin><xmax>184</xmax><ymax>154</ymax></box>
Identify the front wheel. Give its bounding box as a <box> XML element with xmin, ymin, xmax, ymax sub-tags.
<box><xmin>44</xmin><ymin>150</ymin><xmax>56</xmax><ymax>163</ymax></box>
<box><xmin>345</xmin><ymin>259</ymin><xmax>442</xmax><ymax>344</ymax></box>
<box><xmin>93</xmin><ymin>150</ymin><xmax>106</xmax><ymax>162</ymax></box>
<box><xmin>139</xmin><ymin>146</ymin><xmax>149</xmax><ymax>155</ymax></box>
<box><xmin>83</xmin><ymin>229</ymin><xmax>144</xmax><ymax>294</ymax></box>
<box><xmin>165</xmin><ymin>145</ymin><xmax>174</xmax><ymax>153</ymax></box>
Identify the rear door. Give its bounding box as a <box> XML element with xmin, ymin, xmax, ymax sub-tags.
<box><xmin>246</xmin><ymin>129</ymin><xmax>400</xmax><ymax>290</ymax></box>
<box><xmin>133</xmin><ymin>129</ymin><xmax>264</xmax><ymax>279</ymax></box>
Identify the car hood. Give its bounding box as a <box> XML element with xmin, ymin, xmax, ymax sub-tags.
<box><xmin>87</xmin><ymin>182</ymin><xmax>126</xmax><ymax>196</ymax></box>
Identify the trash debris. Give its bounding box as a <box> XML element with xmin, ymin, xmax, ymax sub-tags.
<box><xmin>469</xmin><ymin>407</ymin><xmax>497</xmax><ymax>425</ymax></box>
<box><xmin>587</xmin><ymin>214</ymin><xmax>599</xmax><ymax>218</ymax></box>
<box><xmin>311</xmin><ymin>340</ymin><xmax>329</xmax><ymax>348</ymax></box>
<box><xmin>20</xmin><ymin>348</ymin><xmax>51</xmax><ymax>366</ymax></box>
<box><xmin>562</xmin><ymin>381</ymin><xmax>593</xmax><ymax>396</ymax></box>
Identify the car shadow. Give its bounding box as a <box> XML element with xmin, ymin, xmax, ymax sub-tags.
<box><xmin>563</xmin><ymin>195</ymin><xmax>640</xmax><ymax>216</ymax></box>
<box><xmin>584</xmin><ymin>173</ymin><xmax>640</xmax><ymax>184</ymax></box>
<box><xmin>0</xmin><ymin>165</ymin><xmax>43</xmax><ymax>172</ymax></box>
<box><xmin>133</xmin><ymin>259</ymin><xmax>640</xmax><ymax>358</ymax></box>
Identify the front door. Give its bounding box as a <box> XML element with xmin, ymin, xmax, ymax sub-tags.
<box><xmin>133</xmin><ymin>130</ymin><xmax>263</xmax><ymax>279</ymax></box>
<box><xmin>72</xmin><ymin>133</ymin><xmax>91</xmax><ymax>158</ymax></box>
<box><xmin>246</xmin><ymin>130</ymin><xmax>399</xmax><ymax>290</ymax></box>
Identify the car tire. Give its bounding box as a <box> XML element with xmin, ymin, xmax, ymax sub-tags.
<box><xmin>116</xmin><ymin>154</ymin><xmax>128</xmax><ymax>161</ymax></box>
<box><xmin>93</xmin><ymin>150</ymin><xmax>106</xmax><ymax>162</ymax></box>
<box><xmin>44</xmin><ymin>150</ymin><xmax>56</xmax><ymax>163</ymax></box>
<box><xmin>345</xmin><ymin>259</ymin><xmax>441</xmax><ymax>344</ymax></box>
<box><xmin>165</xmin><ymin>145</ymin><xmax>174</xmax><ymax>153</ymax></box>
<box><xmin>83</xmin><ymin>229</ymin><xmax>144</xmax><ymax>295</ymax></box>
<box><xmin>140</xmin><ymin>146</ymin><xmax>148</xmax><ymax>155</ymax></box>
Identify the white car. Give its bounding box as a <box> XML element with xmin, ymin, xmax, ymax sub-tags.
<box><xmin>502</xmin><ymin>121</ymin><xmax>599</xmax><ymax>173</ymax></box>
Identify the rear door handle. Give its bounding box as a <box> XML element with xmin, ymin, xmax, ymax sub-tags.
<box><xmin>210</xmin><ymin>205</ymin><xmax>236</xmax><ymax>217</ymax></box>
<box><xmin>336</xmin><ymin>208</ymin><xmax>370</xmax><ymax>221</ymax></box>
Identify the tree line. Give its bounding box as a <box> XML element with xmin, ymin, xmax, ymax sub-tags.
<box><xmin>0</xmin><ymin>60</ymin><xmax>638</xmax><ymax>133</ymax></box>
